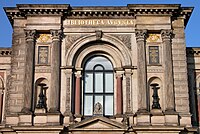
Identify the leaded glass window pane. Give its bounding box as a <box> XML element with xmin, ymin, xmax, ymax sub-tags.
<box><xmin>105</xmin><ymin>73</ymin><xmax>113</xmax><ymax>93</ymax></box>
<box><xmin>95</xmin><ymin>72</ymin><xmax>103</xmax><ymax>93</ymax></box>
<box><xmin>84</xmin><ymin>95</ymin><xmax>93</xmax><ymax>115</ymax></box>
<box><xmin>105</xmin><ymin>95</ymin><xmax>113</xmax><ymax>115</ymax></box>
<box><xmin>85</xmin><ymin>73</ymin><xmax>93</xmax><ymax>93</ymax></box>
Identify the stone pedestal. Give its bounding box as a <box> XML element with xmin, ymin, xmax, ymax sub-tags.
<box><xmin>179</xmin><ymin>114</ymin><xmax>192</xmax><ymax>127</ymax></box>
<box><xmin>19</xmin><ymin>114</ymin><xmax>32</xmax><ymax>126</ymax></box>
<box><xmin>165</xmin><ymin>114</ymin><xmax>178</xmax><ymax>126</ymax></box>
<box><xmin>151</xmin><ymin>110</ymin><xmax>165</xmax><ymax>126</ymax></box>
<box><xmin>34</xmin><ymin>114</ymin><xmax>47</xmax><ymax>126</ymax></box>
<box><xmin>6</xmin><ymin>115</ymin><xmax>19</xmax><ymax>125</ymax></box>
<box><xmin>136</xmin><ymin>114</ymin><xmax>150</xmax><ymax>125</ymax></box>
<box><xmin>47</xmin><ymin>113</ymin><xmax>61</xmax><ymax>125</ymax></box>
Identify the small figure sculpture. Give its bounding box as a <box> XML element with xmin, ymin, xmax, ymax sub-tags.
<box><xmin>93</xmin><ymin>102</ymin><xmax>103</xmax><ymax>115</ymax></box>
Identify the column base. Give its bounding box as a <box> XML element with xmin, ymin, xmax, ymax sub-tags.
<box><xmin>74</xmin><ymin>114</ymin><xmax>82</xmax><ymax>122</ymax></box>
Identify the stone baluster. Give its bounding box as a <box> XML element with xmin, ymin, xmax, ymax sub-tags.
<box><xmin>135</xmin><ymin>29</ymin><xmax>148</xmax><ymax>113</ymax></box>
<box><xmin>21</xmin><ymin>29</ymin><xmax>36</xmax><ymax>114</ymax></box>
<box><xmin>161</xmin><ymin>29</ymin><xmax>175</xmax><ymax>113</ymax></box>
<box><xmin>49</xmin><ymin>29</ymin><xmax>62</xmax><ymax>113</ymax></box>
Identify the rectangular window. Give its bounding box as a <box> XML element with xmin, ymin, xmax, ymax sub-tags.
<box><xmin>149</xmin><ymin>46</ymin><xmax>159</xmax><ymax>64</ymax></box>
<box><xmin>38</xmin><ymin>46</ymin><xmax>48</xmax><ymax>64</ymax></box>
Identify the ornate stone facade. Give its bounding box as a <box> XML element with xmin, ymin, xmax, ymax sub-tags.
<box><xmin>0</xmin><ymin>4</ymin><xmax>198</xmax><ymax>134</ymax></box>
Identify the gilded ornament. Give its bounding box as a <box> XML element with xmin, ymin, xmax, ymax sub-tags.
<box><xmin>147</xmin><ymin>34</ymin><xmax>161</xmax><ymax>42</ymax></box>
<box><xmin>38</xmin><ymin>34</ymin><xmax>51</xmax><ymax>43</ymax></box>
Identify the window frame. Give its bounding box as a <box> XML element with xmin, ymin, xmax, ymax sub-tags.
<box><xmin>83</xmin><ymin>56</ymin><xmax>114</xmax><ymax>116</ymax></box>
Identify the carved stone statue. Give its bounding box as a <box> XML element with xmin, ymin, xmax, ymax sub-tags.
<box><xmin>93</xmin><ymin>102</ymin><xmax>103</xmax><ymax>115</ymax></box>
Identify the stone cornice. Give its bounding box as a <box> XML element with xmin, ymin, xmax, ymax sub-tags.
<box><xmin>4</xmin><ymin>4</ymin><xmax>193</xmax><ymax>27</ymax></box>
<box><xmin>0</xmin><ymin>48</ymin><xmax>12</xmax><ymax>57</ymax></box>
<box><xmin>186</xmin><ymin>47</ymin><xmax>200</xmax><ymax>57</ymax></box>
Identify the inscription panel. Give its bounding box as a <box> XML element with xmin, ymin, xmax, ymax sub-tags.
<box><xmin>64</xmin><ymin>19</ymin><xmax>135</xmax><ymax>26</ymax></box>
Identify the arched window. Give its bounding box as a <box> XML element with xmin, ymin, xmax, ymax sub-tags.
<box><xmin>83</xmin><ymin>56</ymin><xmax>114</xmax><ymax>116</ymax></box>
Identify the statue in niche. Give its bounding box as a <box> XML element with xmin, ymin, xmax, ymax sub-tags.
<box><xmin>93</xmin><ymin>102</ymin><xmax>103</xmax><ymax>115</ymax></box>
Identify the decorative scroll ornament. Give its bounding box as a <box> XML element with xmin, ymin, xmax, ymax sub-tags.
<box><xmin>147</xmin><ymin>34</ymin><xmax>161</xmax><ymax>42</ymax></box>
<box><xmin>38</xmin><ymin>34</ymin><xmax>51</xmax><ymax>43</ymax></box>
<box><xmin>25</xmin><ymin>29</ymin><xmax>36</xmax><ymax>41</ymax></box>
<box><xmin>93</xmin><ymin>102</ymin><xmax>103</xmax><ymax>115</ymax></box>
<box><xmin>161</xmin><ymin>29</ymin><xmax>173</xmax><ymax>41</ymax></box>
<box><xmin>50</xmin><ymin>29</ymin><xmax>62</xmax><ymax>40</ymax></box>
<box><xmin>135</xmin><ymin>29</ymin><xmax>147</xmax><ymax>41</ymax></box>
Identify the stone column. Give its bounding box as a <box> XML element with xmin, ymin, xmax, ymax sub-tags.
<box><xmin>135</xmin><ymin>29</ymin><xmax>148</xmax><ymax>113</ymax></box>
<box><xmin>125</xmin><ymin>69</ymin><xmax>133</xmax><ymax>114</ymax></box>
<box><xmin>75</xmin><ymin>71</ymin><xmax>81</xmax><ymax>116</ymax></box>
<box><xmin>21</xmin><ymin>29</ymin><xmax>36</xmax><ymax>114</ymax></box>
<box><xmin>116</xmin><ymin>72</ymin><xmax>123</xmax><ymax>115</ymax></box>
<box><xmin>161</xmin><ymin>29</ymin><xmax>175</xmax><ymax>112</ymax></box>
<box><xmin>49</xmin><ymin>29</ymin><xmax>62</xmax><ymax>113</ymax></box>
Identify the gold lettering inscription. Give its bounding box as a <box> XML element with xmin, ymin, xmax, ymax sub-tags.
<box><xmin>65</xmin><ymin>19</ymin><xmax>134</xmax><ymax>26</ymax></box>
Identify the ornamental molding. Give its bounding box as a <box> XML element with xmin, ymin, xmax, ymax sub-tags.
<box><xmin>5</xmin><ymin>4</ymin><xmax>192</xmax><ymax>27</ymax></box>
<box><xmin>35</xmin><ymin>69</ymin><xmax>51</xmax><ymax>73</ymax></box>
<box><xmin>147</xmin><ymin>68</ymin><xmax>163</xmax><ymax>73</ymax></box>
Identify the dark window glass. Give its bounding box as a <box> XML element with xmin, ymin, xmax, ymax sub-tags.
<box><xmin>38</xmin><ymin>46</ymin><xmax>48</xmax><ymax>64</ymax></box>
<box><xmin>149</xmin><ymin>46</ymin><xmax>159</xmax><ymax>64</ymax></box>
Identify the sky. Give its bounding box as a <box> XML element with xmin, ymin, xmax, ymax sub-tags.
<box><xmin>0</xmin><ymin>0</ymin><xmax>199</xmax><ymax>47</ymax></box>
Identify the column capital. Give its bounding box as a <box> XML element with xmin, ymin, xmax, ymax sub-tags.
<box><xmin>50</xmin><ymin>29</ymin><xmax>62</xmax><ymax>41</ymax></box>
<box><xmin>75</xmin><ymin>71</ymin><xmax>82</xmax><ymax>78</ymax></box>
<box><xmin>161</xmin><ymin>29</ymin><xmax>173</xmax><ymax>41</ymax></box>
<box><xmin>24</xmin><ymin>29</ymin><xmax>36</xmax><ymax>41</ymax></box>
<box><xmin>116</xmin><ymin>71</ymin><xmax>124</xmax><ymax>78</ymax></box>
<box><xmin>135</xmin><ymin>29</ymin><xmax>148</xmax><ymax>42</ymax></box>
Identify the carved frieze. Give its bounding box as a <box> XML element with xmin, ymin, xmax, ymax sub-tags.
<box><xmin>110</xmin><ymin>34</ymin><xmax>131</xmax><ymax>50</ymax></box>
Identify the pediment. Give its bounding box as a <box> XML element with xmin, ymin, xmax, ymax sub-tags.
<box><xmin>69</xmin><ymin>116</ymin><xmax>126</xmax><ymax>130</ymax></box>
